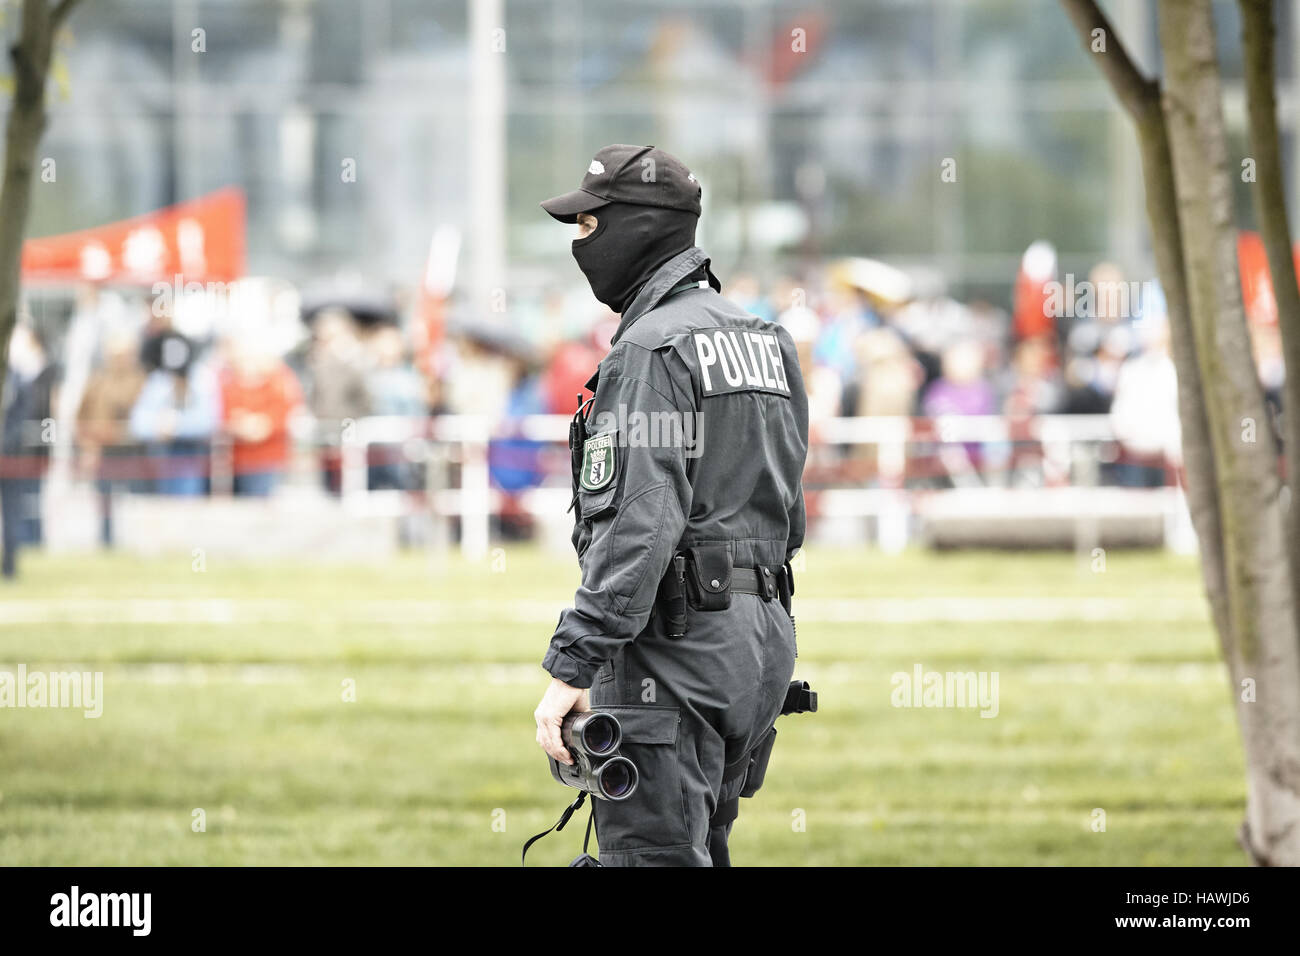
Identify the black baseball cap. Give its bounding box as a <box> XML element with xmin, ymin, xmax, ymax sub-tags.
<box><xmin>540</xmin><ymin>144</ymin><xmax>702</xmax><ymax>223</ymax></box>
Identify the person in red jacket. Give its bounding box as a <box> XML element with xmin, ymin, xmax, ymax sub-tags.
<box><xmin>218</xmin><ymin>339</ymin><xmax>303</xmax><ymax>496</ymax></box>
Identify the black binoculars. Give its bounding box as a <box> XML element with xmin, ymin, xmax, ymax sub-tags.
<box><xmin>549</xmin><ymin>711</ymin><xmax>639</xmax><ymax>801</ymax></box>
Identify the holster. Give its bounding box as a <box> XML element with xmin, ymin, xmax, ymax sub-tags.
<box><xmin>710</xmin><ymin>678</ymin><xmax>818</xmax><ymax>833</ymax></box>
<box><xmin>656</xmin><ymin>554</ymin><xmax>688</xmax><ymax>640</ymax></box>
<box><xmin>781</xmin><ymin>679</ymin><xmax>817</xmax><ymax>715</ymax></box>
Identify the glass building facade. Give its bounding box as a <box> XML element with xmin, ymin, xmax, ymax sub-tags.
<box><xmin>8</xmin><ymin>0</ymin><xmax>1298</xmax><ymax>306</ymax></box>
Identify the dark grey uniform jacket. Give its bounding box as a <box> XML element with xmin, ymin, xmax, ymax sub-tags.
<box><xmin>543</xmin><ymin>246</ymin><xmax>809</xmax><ymax>688</ymax></box>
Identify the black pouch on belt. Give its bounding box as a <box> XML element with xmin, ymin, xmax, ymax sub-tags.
<box><xmin>777</xmin><ymin>560</ymin><xmax>795</xmax><ymax>615</ymax></box>
<box><xmin>684</xmin><ymin>544</ymin><xmax>733</xmax><ymax>611</ymax></box>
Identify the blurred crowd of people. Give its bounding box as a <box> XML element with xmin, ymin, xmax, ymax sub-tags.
<box><xmin>1</xmin><ymin>297</ymin><xmax>439</xmax><ymax>572</ymax></box>
<box><xmin>714</xmin><ymin>244</ymin><xmax>1280</xmax><ymax>488</ymax></box>
<box><xmin>78</xmin><ymin>319</ymin><xmax>302</xmax><ymax>501</ymax></box>
<box><xmin>1</xmin><ymin>242</ymin><xmax>1289</xmax><ymax>569</ymax></box>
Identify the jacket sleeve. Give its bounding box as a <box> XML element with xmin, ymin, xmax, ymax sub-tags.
<box><xmin>542</xmin><ymin>350</ymin><xmax>693</xmax><ymax>688</ymax></box>
<box><xmin>779</xmin><ymin>323</ymin><xmax>809</xmax><ymax>562</ymax></box>
<box><xmin>786</xmin><ymin>491</ymin><xmax>806</xmax><ymax>562</ymax></box>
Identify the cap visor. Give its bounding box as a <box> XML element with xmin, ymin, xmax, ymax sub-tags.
<box><xmin>539</xmin><ymin>188</ymin><xmax>609</xmax><ymax>223</ymax></box>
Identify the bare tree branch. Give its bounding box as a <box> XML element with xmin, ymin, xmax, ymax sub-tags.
<box><xmin>51</xmin><ymin>0</ymin><xmax>82</xmax><ymax>31</ymax></box>
<box><xmin>0</xmin><ymin>0</ymin><xmax>82</xmax><ymax>408</ymax></box>
<box><xmin>1060</xmin><ymin>0</ymin><xmax>1159</xmax><ymax>119</ymax></box>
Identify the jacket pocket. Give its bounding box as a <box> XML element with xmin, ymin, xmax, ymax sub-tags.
<box><xmin>577</xmin><ymin>482</ymin><xmax>618</xmax><ymax>521</ymax></box>
<box><xmin>592</xmin><ymin>704</ymin><xmax>690</xmax><ymax>849</ymax></box>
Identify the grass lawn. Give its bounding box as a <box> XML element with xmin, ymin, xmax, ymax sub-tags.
<box><xmin>0</xmin><ymin>546</ymin><xmax>1245</xmax><ymax>865</ymax></box>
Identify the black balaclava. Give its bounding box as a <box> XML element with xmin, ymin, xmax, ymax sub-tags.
<box><xmin>570</xmin><ymin>201</ymin><xmax>699</xmax><ymax>314</ymax></box>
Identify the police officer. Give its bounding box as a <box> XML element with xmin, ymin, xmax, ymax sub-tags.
<box><xmin>533</xmin><ymin>145</ymin><xmax>809</xmax><ymax>866</ymax></box>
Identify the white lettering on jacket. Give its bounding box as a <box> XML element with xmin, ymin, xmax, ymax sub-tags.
<box><xmin>693</xmin><ymin>327</ymin><xmax>789</xmax><ymax>397</ymax></box>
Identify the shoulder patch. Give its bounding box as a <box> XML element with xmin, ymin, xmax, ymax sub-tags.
<box><xmin>691</xmin><ymin>326</ymin><xmax>791</xmax><ymax>398</ymax></box>
<box><xmin>580</xmin><ymin>432</ymin><xmax>617</xmax><ymax>491</ymax></box>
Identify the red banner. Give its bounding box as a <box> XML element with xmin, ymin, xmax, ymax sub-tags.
<box><xmin>1237</xmin><ymin>229</ymin><xmax>1300</xmax><ymax>327</ymax></box>
<box><xmin>21</xmin><ymin>187</ymin><xmax>246</xmax><ymax>285</ymax></box>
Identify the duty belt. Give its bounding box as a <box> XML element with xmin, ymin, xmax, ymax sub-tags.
<box><xmin>730</xmin><ymin>563</ymin><xmax>795</xmax><ymax>614</ymax></box>
<box><xmin>731</xmin><ymin>566</ymin><xmax>781</xmax><ymax>601</ymax></box>
<box><xmin>658</xmin><ymin>557</ymin><xmax>795</xmax><ymax>641</ymax></box>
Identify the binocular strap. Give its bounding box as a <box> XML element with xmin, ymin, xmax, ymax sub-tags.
<box><xmin>572</xmin><ymin>805</ymin><xmax>600</xmax><ymax>866</ymax></box>
<box><xmin>521</xmin><ymin>791</ymin><xmax>601</xmax><ymax>867</ymax></box>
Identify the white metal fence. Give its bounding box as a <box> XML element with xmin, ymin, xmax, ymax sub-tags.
<box><xmin>335</xmin><ymin>413</ymin><xmax>1194</xmax><ymax>558</ymax></box>
<box><xmin>32</xmin><ymin>412</ymin><xmax>1195</xmax><ymax>558</ymax></box>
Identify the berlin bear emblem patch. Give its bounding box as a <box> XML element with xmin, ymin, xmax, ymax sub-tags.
<box><xmin>580</xmin><ymin>432</ymin><xmax>617</xmax><ymax>491</ymax></box>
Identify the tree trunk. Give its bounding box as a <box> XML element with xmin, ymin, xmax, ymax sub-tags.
<box><xmin>1158</xmin><ymin>0</ymin><xmax>1300</xmax><ymax>866</ymax></box>
<box><xmin>1133</xmin><ymin>107</ymin><xmax>1233</xmax><ymax>645</ymax></box>
<box><xmin>1063</xmin><ymin>0</ymin><xmax>1300</xmax><ymax>864</ymax></box>
<box><xmin>1059</xmin><ymin>0</ymin><xmax>1231</xmax><ymax>682</ymax></box>
<box><xmin>0</xmin><ymin>0</ymin><xmax>79</xmax><ymax>398</ymax></box>
<box><xmin>1239</xmin><ymin>0</ymin><xmax>1300</xmax><ymax>610</ymax></box>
